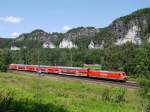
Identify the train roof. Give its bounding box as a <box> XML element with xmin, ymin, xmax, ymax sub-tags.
<box><xmin>15</xmin><ymin>64</ymin><xmax>38</xmax><ymax>67</ymax></box>
<box><xmin>58</xmin><ymin>66</ymin><xmax>82</xmax><ymax>69</ymax></box>
<box><xmin>97</xmin><ymin>70</ymin><xmax>124</xmax><ymax>73</ymax></box>
<box><xmin>16</xmin><ymin>64</ymin><xmax>26</xmax><ymax>66</ymax></box>
<box><xmin>10</xmin><ymin>64</ymin><xmax>125</xmax><ymax>73</ymax></box>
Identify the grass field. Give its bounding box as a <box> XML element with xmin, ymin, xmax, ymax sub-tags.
<box><xmin>0</xmin><ymin>72</ymin><xmax>144</xmax><ymax>112</ymax></box>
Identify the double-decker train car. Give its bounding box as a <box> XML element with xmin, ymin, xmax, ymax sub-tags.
<box><xmin>9</xmin><ymin>64</ymin><xmax>18</xmax><ymax>70</ymax></box>
<box><xmin>9</xmin><ymin>64</ymin><xmax>127</xmax><ymax>82</ymax></box>
<box><xmin>26</xmin><ymin>65</ymin><xmax>37</xmax><ymax>71</ymax></box>
<box><xmin>47</xmin><ymin>66</ymin><xmax>61</xmax><ymax>74</ymax></box>
<box><xmin>17</xmin><ymin>64</ymin><xmax>26</xmax><ymax>70</ymax></box>
<box><xmin>58</xmin><ymin>66</ymin><xmax>88</xmax><ymax>76</ymax></box>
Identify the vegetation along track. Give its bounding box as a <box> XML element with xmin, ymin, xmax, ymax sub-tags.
<box><xmin>10</xmin><ymin>70</ymin><xmax>140</xmax><ymax>89</ymax></box>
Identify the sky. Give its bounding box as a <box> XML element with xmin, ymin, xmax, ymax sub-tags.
<box><xmin>0</xmin><ymin>0</ymin><xmax>150</xmax><ymax>38</ymax></box>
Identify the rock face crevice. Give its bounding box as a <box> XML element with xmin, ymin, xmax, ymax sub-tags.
<box><xmin>12</xmin><ymin>8</ymin><xmax>150</xmax><ymax>49</ymax></box>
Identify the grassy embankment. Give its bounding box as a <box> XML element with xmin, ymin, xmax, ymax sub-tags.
<box><xmin>0</xmin><ymin>72</ymin><xmax>145</xmax><ymax>112</ymax></box>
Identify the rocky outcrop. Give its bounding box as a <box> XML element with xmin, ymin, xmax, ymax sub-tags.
<box><xmin>88</xmin><ymin>41</ymin><xmax>103</xmax><ymax>49</ymax></box>
<box><xmin>111</xmin><ymin>9</ymin><xmax>150</xmax><ymax>45</ymax></box>
<box><xmin>10</xmin><ymin>46</ymin><xmax>20</xmax><ymax>51</ymax></box>
<box><xmin>14</xmin><ymin>27</ymin><xmax>99</xmax><ymax>48</ymax></box>
<box><xmin>91</xmin><ymin>8</ymin><xmax>150</xmax><ymax>48</ymax></box>
<box><xmin>43</xmin><ymin>42</ymin><xmax>56</xmax><ymax>48</ymax></box>
<box><xmin>12</xmin><ymin>8</ymin><xmax>150</xmax><ymax>49</ymax></box>
<box><xmin>115</xmin><ymin>25</ymin><xmax>142</xmax><ymax>45</ymax></box>
<box><xmin>66</xmin><ymin>27</ymin><xmax>99</xmax><ymax>40</ymax></box>
<box><xmin>59</xmin><ymin>39</ymin><xmax>77</xmax><ymax>48</ymax></box>
<box><xmin>16</xmin><ymin>29</ymin><xmax>50</xmax><ymax>42</ymax></box>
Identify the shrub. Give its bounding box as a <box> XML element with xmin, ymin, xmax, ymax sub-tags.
<box><xmin>0</xmin><ymin>64</ymin><xmax>7</xmax><ymax>72</ymax></box>
<box><xmin>139</xmin><ymin>79</ymin><xmax>150</xmax><ymax>98</ymax></box>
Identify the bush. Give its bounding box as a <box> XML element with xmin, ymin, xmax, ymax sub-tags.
<box><xmin>139</xmin><ymin>79</ymin><xmax>150</xmax><ymax>98</ymax></box>
<box><xmin>0</xmin><ymin>64</ymin><xmax>7</xmax><ymax>72</ymax></box>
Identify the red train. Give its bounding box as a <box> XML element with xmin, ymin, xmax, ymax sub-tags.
<box><xmin>9</xmin><ymin>64</ymin><xmax>127</xmax><ymax>82</ymax></box>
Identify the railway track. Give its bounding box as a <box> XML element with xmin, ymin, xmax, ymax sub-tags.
<box><xmin>10</xmin><ymin>70</ymin><xmax>140</xmax><ymax>89</ymax></box>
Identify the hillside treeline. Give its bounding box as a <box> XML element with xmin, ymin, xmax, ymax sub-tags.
<box><xmin>0</xmin><ymin>42</ymin><xmax>150</xmax><ymax>78</ymax></box>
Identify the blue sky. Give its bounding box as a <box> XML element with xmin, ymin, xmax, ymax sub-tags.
<box><xmin>0</xmin><ymin>0</ymin><xmax>150</xmax><ymax>38</ymax></box>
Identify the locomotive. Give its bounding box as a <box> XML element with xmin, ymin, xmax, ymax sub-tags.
<box><xmin>9</xmin><ymin>64</ymin><xmax>127</xmax><ymax>82</ymax></box>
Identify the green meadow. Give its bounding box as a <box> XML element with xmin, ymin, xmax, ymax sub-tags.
<box><xmin>0</xmin><ymin>72</ymin><xmax>145</xmax><ymax>112</ymax></box>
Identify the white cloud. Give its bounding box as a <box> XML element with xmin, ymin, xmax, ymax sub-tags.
<box><xmin>11</xmin><ymin>32</ymin><xmax>20</xmax><ymax>37</ymax></box>
<box><xmin>0</xmin><ymin>16</ymin><xmax>22</xmax><ymax>23</ymax></box>
<box><xmin>63</xmin><ymin>25</ymin><xmax>72</xmax><ymax>31</ymax></box>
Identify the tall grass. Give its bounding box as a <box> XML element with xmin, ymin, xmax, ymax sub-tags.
<box><xmin>0</xmin><ymin>72</ymin><xmax>144</xmax><ymax>112</ymax></box>
<box><xmin>0</xmin><ymin>89</ymin><xmax>68</xmax><ymax>112</ymax></box>
<box><xmin>139</xmin><ymin>79</ymin><xmax>150</xmax><ymax>112</ymax></box>
<box><xmin>101</xmin><ymin>88</ymin><xmax>126</xmax><ymax>103</ymax></box>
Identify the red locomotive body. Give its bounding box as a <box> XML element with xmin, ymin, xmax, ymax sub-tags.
<box><xmin>88</xmin><ymin>70</ymin><xmax>127</xmax><ymax>81</ymax></box>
